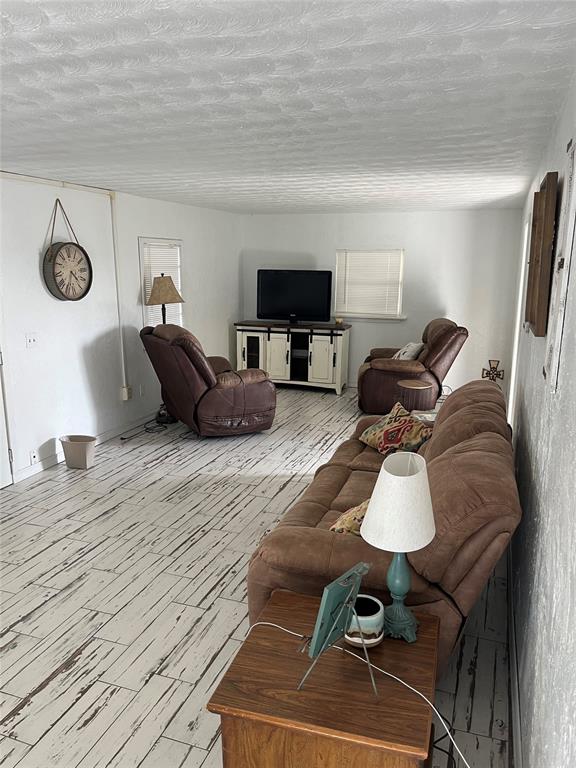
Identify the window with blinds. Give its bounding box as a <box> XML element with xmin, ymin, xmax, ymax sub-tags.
<box><xmin>335</xmin><ymin>249</ymin><xmax>404</xmax><ymax>318</ymax></box>
<box><xmin>139</xmin><ymin>238</ymin><xmax>183</xmax><ymax>326</ymax></box>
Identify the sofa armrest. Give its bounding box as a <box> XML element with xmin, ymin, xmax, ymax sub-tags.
<box><xmin>216</xmin><ymin>368</ymin><xmax>269</xmax><ymax>388</ymax></box>
<box><xmin>207</xmin><ymin>355</ymin><xmax>233</xmax><ymax>375</ymax></box>
<box><xmin>370</xmin><ymin>358</ymin><xmax>426</xmax><ymax>375</ymax></box>
<box><xmin>368</xmin><ymin>347</ymin><xmax>400</xmax><ymax>360</ymax></box>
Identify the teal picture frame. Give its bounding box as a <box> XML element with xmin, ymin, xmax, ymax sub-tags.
<box><xmin>308</xmin><ymin>562</ymin><xmax>370</xmax><ymax>658</ymax></box>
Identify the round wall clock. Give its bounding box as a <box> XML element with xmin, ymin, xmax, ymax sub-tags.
<box><xmin>43</xmin><ymin>241</ymin><xmax>93</xmax><ymax>301</ymax></box>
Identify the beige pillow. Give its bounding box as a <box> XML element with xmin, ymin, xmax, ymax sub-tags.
<box><xmin>330</xmin><ymin>499</ymin><xmax>370</xmax><ymax>536</ymax></box>
<box><xmin>393</xmin><ymin>342</ymin><xmax>425</xmax><ymax>360</ymax></box>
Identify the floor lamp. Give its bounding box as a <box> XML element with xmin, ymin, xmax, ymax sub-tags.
<box><xmin>146</xmin><ymin>273</ymin><xmax>184</xmax><ymax>423</ymax></box>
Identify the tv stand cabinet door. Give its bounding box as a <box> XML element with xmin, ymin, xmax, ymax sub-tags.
<box><xmin>266</xmin><ymin>335</ymin><xmax>290</xmax><ymax>380</ymax></box>
<box><xmin>238</xmin><ymin>331</ymin><xmax>266</xmax><ymax>370</ymax></box>
<box><xmin>308</xmin><ymin>335</ymin><xmax>335</xmax><ymax>385</ymax></box>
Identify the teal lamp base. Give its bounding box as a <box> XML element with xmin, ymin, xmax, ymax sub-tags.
<box><xmin>383</xmin><ymin>552</ymin><xmax>418</xmax><ymax>643</ymax></box>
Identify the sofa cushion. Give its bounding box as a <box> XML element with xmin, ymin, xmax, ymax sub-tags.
<box><xmin>331</xmin><ymin>470</ymin><xmax>378</xmax><ymax>512</ymax></box>
<box><xmin>435</xmin><ymin>380</ymin><xmax>506</xmax><ymax>427</ymax></box>
<box><xmin>409</xmin><ymin>432</ymin><xmax>519</xmax><ymax>583</ymax></box>
<box><xmin>288</xmin><ymin>464</ymin><xmax>352</xmax><ymax>518</ymax></box>
<box><xmin>349</xmin><ymin>446</ymin><xmax>385</xmax><ymax>472</ymax></box>
<box><xmin>323</xmin><ymin>438</ymin><xmax>366</xmax><ymax>468</ymax></box>
<box><xmin>421</xmin><ymin>403</ymin><xmax>510</xmax><ymax>461</ymax></box>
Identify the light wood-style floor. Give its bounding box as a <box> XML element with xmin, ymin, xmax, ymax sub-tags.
<box><xmin>0</xmin><ymin>387</ymin><xmax>509</xmax><ymax>768</ymax></box>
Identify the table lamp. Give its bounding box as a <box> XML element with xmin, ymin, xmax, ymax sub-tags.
<box><xmin>360</xmin><ymin>451</ymin><xmax>435</xmax><ymax>643</ymax></box>
<box><xmin>146</xmin><ymin>273</ymin><xmax>184</xmax><ymax>324</ymax></box>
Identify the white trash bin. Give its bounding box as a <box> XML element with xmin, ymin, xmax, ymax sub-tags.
<box><xmin>60</xmin><ymin>435</ymin><xmax>97</xmax><ymax>469</ymax></box>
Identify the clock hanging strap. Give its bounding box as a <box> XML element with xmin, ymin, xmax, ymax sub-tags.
<box><xmin>47</xmin><ymin>198</ymin><xmax>80</xmax><ymax>249</ymax></box>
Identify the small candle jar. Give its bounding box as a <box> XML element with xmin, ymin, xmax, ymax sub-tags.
<box><xmin>345</xmin><ymin>594</ymin><xmax>385</xmax><ymax>648</ymax></box>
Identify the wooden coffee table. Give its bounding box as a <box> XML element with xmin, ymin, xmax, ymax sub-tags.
<box><xmin>208</xmin><ymin>591</ymin><xmax>439</xmax><ymax>767</ymax></box>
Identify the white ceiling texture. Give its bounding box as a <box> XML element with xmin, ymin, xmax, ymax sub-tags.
<box><xmin>1</xmin><ymin>1</ymin><xmax>576</xmax><ymax>212</ymax></box>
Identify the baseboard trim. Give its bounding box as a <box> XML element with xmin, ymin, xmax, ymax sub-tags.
<box><xmin>12</xmin><ymin>411</ymin><xmax>157</xmax><ymax>484</ymax></box>
<box><xmin>508</xmin><ymin>549</ymin><xmax>523</xmax><ymax>768</ymax></box>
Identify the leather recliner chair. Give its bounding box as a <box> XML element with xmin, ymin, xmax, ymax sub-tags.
<box><xmin>358</xmin><ymin>318</ymin><xmax>468</xmax><ymax>414</ymax></box>
<box><xmin>141</xmin><ymin>324</ymin><xmax>276</xmax><ymax>437</ymax></box>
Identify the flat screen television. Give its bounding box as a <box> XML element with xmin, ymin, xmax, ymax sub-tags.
<box><xmin>257</xmin><ymin>269</ymin><xmax>332</xmax><ymax>322</ymax></box>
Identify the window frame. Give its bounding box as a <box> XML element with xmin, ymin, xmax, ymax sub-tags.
<box><xmin>138</xmin><ymin>236</ymin><xmax>184</xmax><ymax>327</ymax></box>
<box><xmin>334</xmin><ymin>248</ymin><xmax>406</xmax><ymax>320</ymax></box>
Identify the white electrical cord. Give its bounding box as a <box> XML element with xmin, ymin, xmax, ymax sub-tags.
<box><xmin>247</xmin><ymin>621</ymin><xmax>471</xmax><ymax>768</ymax></box>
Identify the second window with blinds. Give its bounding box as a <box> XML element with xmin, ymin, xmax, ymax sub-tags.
<box><xmin>139</xmin><ymin>237</ymin><xmax>183</xmax><ymax>326</ymax></box>
<box><xmin>335</xmin><ymin>249</ymin><xmax>404</xmax><ymax>319</ymax></box>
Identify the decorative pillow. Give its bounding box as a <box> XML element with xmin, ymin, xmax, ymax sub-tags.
<box><xmin>360</xmin><ymin>402</ymin><xmax>432</xmax><ymax>456</ymax></box>
<box><xmin>393</xmin><ymin>342</ymin><xmax>425</xmax><ymax>360</ymax></box>
<box><xmin>330</xmin><ymin>499</ymin><xmax>370</xmax><ymax>536</ymax></box>
<box><xmin>359</xmin><ymin>402</ymin><xmax>410</xmax><ymax>449</ymax></box>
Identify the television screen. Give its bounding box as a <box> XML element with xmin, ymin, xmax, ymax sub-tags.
<box><xmin>257</xmin><ymin>270</ymin><xmax>332</xmax><ymax>322</ymax></box>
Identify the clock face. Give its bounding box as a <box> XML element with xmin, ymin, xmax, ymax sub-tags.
<box><xmin>43</xmin><ymin>242</ymin><xmax>93</xmax><ymax>301</ymax></box>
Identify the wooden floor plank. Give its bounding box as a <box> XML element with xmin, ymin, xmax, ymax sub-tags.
<box><xmin>159</xmin><ymin>599</ymin><xmax>246</xmax><ymax>686</ymax></box>
<box><xmin>13</xmin><ymin>682</ymin><xmax>134</xmax><ymax>768</ymax></box>
<box><xmin>0</xmin><ymin>639</ymin><xmax>124</xmax><ymax>745</ymax></box>
<box><xmin>138</xmin><ymin>736</ymin><xmax>193</xmax><ymax>768</ymax></box>
<box><xmin>0</xmin><ymin>610</ymin><xmax>110</xmax><ymax>698</ymax></box>
<box><xmin>95</xmin><ymin>572</ymin><xmax>186</xmax><ymax>645</ymax></box>
<box><xmin>75</xmin><ymin>675</ymin><xmax>192</xmax><ymax>768</ymax></box>
<box><xmin>99</xmin><ymin>603</ymin><xmax>203</xmax><ymax>691</ymax></box>
<box><xmin>163</xmin><ymin>638</ymin><xmax>241</xmax><ymax>749</ymax></box>
<box><xmin>0</xmin><ymin>736</ymin><xmax>30</xmax><ymax>767</ymax></box>
<box><xmin>83</xmin><ymin>552</ymin><xmax>173</xmax><ymax>613</ymax></box>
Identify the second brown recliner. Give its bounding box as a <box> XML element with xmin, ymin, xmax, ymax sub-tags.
<box><xmin>358</xmin><ymin>318</ymin><xmax>468</xmax><ymax>414</ymax></box>
<box><xmin>141</xmin><ymin>324</ymin><xmax>276</xmax><ymax>436</ymax></box>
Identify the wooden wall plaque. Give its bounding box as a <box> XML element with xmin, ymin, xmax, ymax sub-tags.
<box><xmin>525</xmin><ymin>171</ymin><xmax>559</xmax><ymax>337</ymax></box>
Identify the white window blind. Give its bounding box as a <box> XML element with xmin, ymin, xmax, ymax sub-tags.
<box><xmin>139</xmin><ymin>238</ymin><xmax>183</xmax><ymax>326</ymax></box>
<box><xmin>335</xmin><ymin>249</ymin><xmax>404</xmax><ymax>318</ymax></box>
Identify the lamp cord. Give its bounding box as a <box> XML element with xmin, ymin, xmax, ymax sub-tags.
<box><xmin>247</xmin><ymin>621</ymin><xmax>471</xmax><ymax>768</ymax></box>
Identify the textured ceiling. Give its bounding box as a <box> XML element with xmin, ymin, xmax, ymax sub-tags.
<box><xmin>1</xmin><ymin>1</ymin><xmax>576</xmax><ymax>212</ymax></box>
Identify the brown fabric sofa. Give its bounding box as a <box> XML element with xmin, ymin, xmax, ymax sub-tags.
<box><xmin>141</xmin><ymin>324</ymin><xmax>276</xmax><ymax>437</ymax></box>
<box><xmin>247</xmin><ymin>380</ymin><xmax>521</xmax><ymax>673</ymax></box>
<box><xmin>358</xmin><ymin>318</ymin><xmax>468</xmax><ymax>414</ymax></box>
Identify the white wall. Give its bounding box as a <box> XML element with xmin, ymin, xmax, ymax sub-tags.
<box><xmin>241</xmin><ymin>210</ymin><xmax>522</xmax><ymax>389</ymax></box>
<box><xmin>0</xmin><ymin>178</ymin><xmax>241</xmax><ymax>482</ymax></box>
<box><xmin>511</xmin><ymin>83</ymin><xmax>576</xmax><ymax>768</ymax></box>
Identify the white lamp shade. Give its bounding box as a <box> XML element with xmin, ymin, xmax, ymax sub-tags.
<box><xmin>360</xmin><ymin>452</ymin><xmax>435</xmax><ymax>553</ymax></box>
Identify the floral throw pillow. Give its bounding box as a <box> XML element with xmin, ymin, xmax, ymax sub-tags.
<box><xmin>330</xmin><ymin>499</ymin><xmax>370</xmax><ymax>536</ymax></box>
<box><xmin>360</xmin><ymin>402</ymin><xmax>432</xmax><ymax>457</ymax></box>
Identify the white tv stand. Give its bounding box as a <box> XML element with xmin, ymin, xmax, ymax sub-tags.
<box><xmin>235</xmin><ymin>320</ymin><xmax>351</xmax><ymax>395</ymax></box>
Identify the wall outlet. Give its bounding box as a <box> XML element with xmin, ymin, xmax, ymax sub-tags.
<box><xmin>29</xmin><ymin>449</ymin><xmax>39</xmax><ymax>465</ymax></box>
<box><xmin>25</xmin><ymin>333</ymin><xmax>39</xmax><ymax>349</ymax></box>
<box><xmin>120</xmin><ymin>385</ymin><xmax>132</xmax><ymax>401</ymax></box>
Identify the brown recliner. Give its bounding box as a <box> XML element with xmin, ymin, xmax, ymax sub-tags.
<box><xmin>141</xmin><ymin>324</ymin><xmax>276</xmax><ymax>437</ymax></box>
<box><xmin>358</xmin><ymin>318</ymin><xmax>468</xmax><ymax>414</ymax></box>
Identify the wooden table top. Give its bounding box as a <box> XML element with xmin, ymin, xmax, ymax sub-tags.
<box><xmin>208</xmin><ymin>591</ymin><xmax>439</xmax><ymax>760</ymax></box>
<box><xmin>397</xmin><ymin>378</ymin><xmax>434</xmax><ymax>390</ymax></box>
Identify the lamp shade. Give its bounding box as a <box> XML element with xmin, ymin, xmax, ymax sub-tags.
<box><xmin>360</xmin><ymin>452</ymin><xmax>435</xmax><ymax>553</ymax></box>
<box><xmin>146</xmin><ymin>275</ymin><xmax>184</xmax><ymax>306</ymax></box>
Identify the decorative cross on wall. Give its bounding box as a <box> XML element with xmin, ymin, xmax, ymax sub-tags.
<box><xmin>482</xmin><ymin>360</ymin><xmax>504</xmax><ymax>384</ymax></box>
